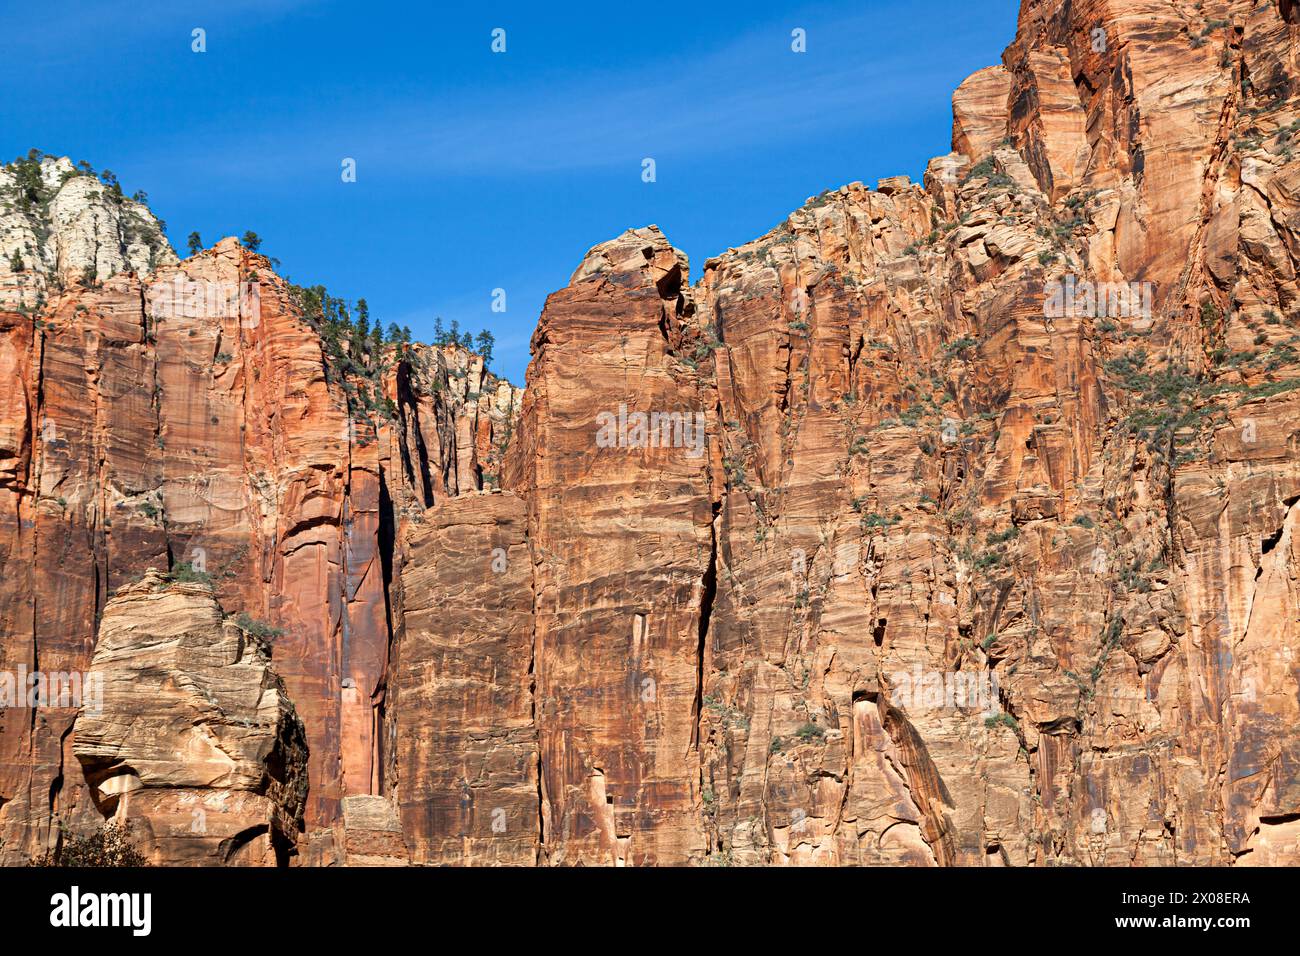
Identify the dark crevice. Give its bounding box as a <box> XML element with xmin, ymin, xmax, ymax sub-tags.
<box><xmin>692</xmin><ymin>504</ymin><xmax>720</xmax><ymax>752</ymax></box>
<box><xmin>375</xmin><ymin>462</ymin><xmax>397</xmax><ymax>792</ymax></box>
<box><xmin>281</xmin><ymin>513</ymin><xmax>341</xmax><ymax>548</ymax></box>
<box><xmin>396</xmin><ymin>360</ymin><xmax>435</xmax><ymax>506</ymax></box>
<box><xmin>656</xmin><ymin>263</ymin><xmax>683</xmax><ymax>301</ymax></box>
<box><xmin>656</xmin><ymin>303</ymin><xmax>673</xmax><ymax>349</ymax></box>
<box><xmin>1260</xmin><ymin>811</ymin><xmax>1300</xmax><ymax>825</ymax></box>
<box><xmin>525</xmin><ymin>524</ymin><xmax>544</xmax><ymax>864</ymax></box>
<box><xmin>377</xmin><ymin>465</ymin><xmax>396</xmax><ymax>639</ymax></box>
<box><xmin>271</xmin><ymin>826</ymin><xmax>293</xmax><ymax>867</ymax></box>
<box><xmin>220</xmin><ymin>824</ymin><xmax>270</xmax><ymax>863</ymax></box>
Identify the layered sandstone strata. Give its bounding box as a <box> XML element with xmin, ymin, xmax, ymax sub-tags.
<box><xmin>502</xmin><ymin>228</ymin><xmax>715</xmax><ymax>865</ymax></box>
<box><xmin>444</xmin><ymin>0</ymin><xmax>1300</xmax><ymax>866</ymax></box>
<box><xmin>72</xmin><ymin>570</ymin><xmax>308</xmax><ymax>865</ymax></box>
<box><xmin>0</xmin><ymin>224</ymin><xmax>516</xmax><ymax>863</ymax></box>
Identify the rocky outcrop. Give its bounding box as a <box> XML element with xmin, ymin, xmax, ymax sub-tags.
<box><xmin>322</xmin><ymin>795</ymin><xmax>411</xmax><ymax>866</ymax></box>
<box><xmin>0</xmin><ymin>151</ymin><xmax>175</xmax><ymax>310</ymax></box>
<box><xmin>485</xmin><ymin>0</ymin><xmax>1300</xmax><ymax>866</ymax></box>
<box><xmin>952</xmin><ymin>65</ymin><xmax>1013</xmax><ymax>165</ymax></box>
<box><xmin>71</xmin><ymin>570</ymin><xmax>307</xmax><ymax>865</ymax></box>
<box><xmin>3</xmin><ymin>0</ymin><xmax>1300</xmax><ymax>867</ymax></box>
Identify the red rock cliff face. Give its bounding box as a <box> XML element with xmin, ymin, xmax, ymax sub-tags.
<box><xmin>5</xmin><ymin>0</ymin><xmax>1300</xmax><ymax>866</ymax></box>
<box><xmin>404</xmin><ymin>0</ymin><xmax>1300</xmax><ymax>866</ymax></box>
<box><xmin>504</xmin><ymin>230</ymin><xmax>715</xmax><ymax>864</ymax></box>
<box><xmin>0</xmin><ymin>220</ymin><xmax>517</xmax><ymax>863</ymax></box>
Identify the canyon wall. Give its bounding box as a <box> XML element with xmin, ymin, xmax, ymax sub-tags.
<box><xmin>3</xmin><ymin>0</ymin><xmax>1300</xmax><ymax>865</ymax></box>
<box><xmin>0</xmin><ymin>193</ymin><xmax>518</xmax><ymax>862</ymax></box>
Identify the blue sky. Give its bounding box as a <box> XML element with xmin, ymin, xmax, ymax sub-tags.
<box><xmin>2</xmin><ymin>0</ymin><xmax>1019</xmax><ymax>384</ymax></box>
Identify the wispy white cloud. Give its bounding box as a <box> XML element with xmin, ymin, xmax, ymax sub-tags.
<box><xmin>119</xmin><ymin>3</ymin><xmax>991</xmax><ymax>181</ymax></box>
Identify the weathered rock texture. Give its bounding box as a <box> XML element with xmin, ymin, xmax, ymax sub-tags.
<box><xmin>3</xmin><ymin>0</ymin><xmax>1300</xmax><ymax>866</ymax></box>
<box><xmin>0</xmin><ymin>221</ymin><xmax>518</xmax><ymax>863</ymax></box>
<box><xmin>298</xmin><ymin>794</ymin><xmax>411</xmax><ymax>866</ymax></box>
<box><xmin>72</xmin><ymin>570</ymin><xmax>307</xmax><ymax>865</ymax></box>
<box><xmin>503</xmin><ymin>228</ymin><xmax>714</xmax><ymax>864</ymax></box>
<box><xmin>0</xmin><ymin>152</ymin><xmax>175</xmax><ymax>311</ymax></box>
<box><xmin>392</xmin><ymin>491</ymin><xmax>537</xmax><ymax>865</ymax></box>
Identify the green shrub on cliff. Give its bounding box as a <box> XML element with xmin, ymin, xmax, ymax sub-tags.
<box><xmin>28</xmin><ymin>822</ymin><xmax>149</xmax><ymax>867</ymax></box>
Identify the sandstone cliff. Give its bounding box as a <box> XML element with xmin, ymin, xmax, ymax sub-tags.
<box><xmin>0</xmin><ymin>206</ymin><xmax>517</xmax><ymax>862</ymax></box>
<box><xmin>72</xmin><ymin>570</ymin><xmax>308</xmax><ymax>865</ymax></box>
<box><xmin>3</xmin><ymin>0</ymin><xmax>1300</xmax><ymax>866</ymax></box>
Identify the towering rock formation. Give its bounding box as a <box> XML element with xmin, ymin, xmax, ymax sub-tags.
<box><xmin>504</xmin><ymin>228</ymin><xmax>715</xmax><ymax>865</ymax></box>
<box><xmin>0</xmin><ymin>152</ymin><xmax>175</xmax><ymax>311</ymax></box>
<box><xmin>72</xmin><ymin>570</ymin><xmax>308</xmax><ymax>865</ymax></box>
<box><xmin>0</xmin><ymin>165</ymin><xmax>519</xmax><ymax>863</ymax></box>
<box><xmin>3</xmin><ymin>0</ymin><xmax>1300</xmax><ymax>865</ymax></box>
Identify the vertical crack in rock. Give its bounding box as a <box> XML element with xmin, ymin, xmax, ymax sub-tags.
<box><xmin>692</xmin><ymin>504</ymin><xmax>720</xmax><ymax>755</ymax></box>
<box><xmin>374</xmin><ymin>461</ymin><xmax>396</xmax><ymax>789</ymax></box>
